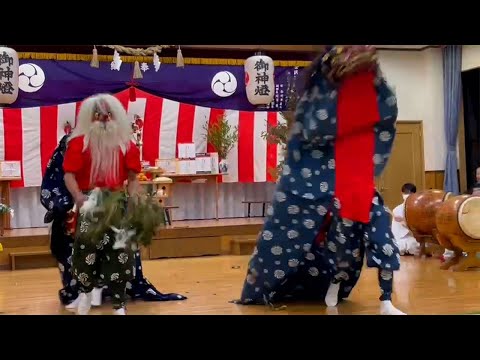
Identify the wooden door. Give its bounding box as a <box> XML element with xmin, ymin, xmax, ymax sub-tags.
<box><xmin>376</xmin><ymin>121</ymin><xmax>425</xmax><ymax>210</ymax></box>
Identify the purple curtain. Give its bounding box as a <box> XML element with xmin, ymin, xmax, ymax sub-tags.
<box><xmin>9</xmin><ymin>59</ymin><xmax>304</xmax><ymax>111</ymax></box>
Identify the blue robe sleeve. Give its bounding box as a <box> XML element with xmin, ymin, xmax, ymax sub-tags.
<box><xmin>40</xmin><ymin>135</ymin><xmax>73</xmax><ymax>215</ymax></box>
<box><xmin>292</xmin><ymin>75</ymin><xmax>338</xmax><ymax>145</ymax></box>
<box><xmin>373</xmin><ymin>75</ymin><xmax>398</xmax><ymax>176</ymax></box>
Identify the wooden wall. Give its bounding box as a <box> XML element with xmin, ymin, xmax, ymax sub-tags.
<box><xmin>424</xmin><ymin>170</ymin><xmax>464</xmax><ymax>192</ymax></box>
<box><xmin>425</xmin><ymin>171</ymin><xmax>445</xmax><ymax>190</ymax></box>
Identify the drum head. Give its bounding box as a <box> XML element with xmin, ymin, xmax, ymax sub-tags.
<box><xmin>443</xmin><ymin>192</ymin><xmax>452</xmax><ymax>201</ymax></box>
<box><xmin>458</xmin><ymin>196</ymin><xmax>480</xmax><ymax>240</ymax></box>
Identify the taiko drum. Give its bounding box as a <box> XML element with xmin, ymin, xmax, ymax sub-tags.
<box><xmin>435</xmin><ymin>195</ymin><xmax>480</xmax><ymax>251</ymax></box>
<box><xmin>404</xmin><ymin>189</ymin><xmax>452</xmax><ymax>235</ymax></box>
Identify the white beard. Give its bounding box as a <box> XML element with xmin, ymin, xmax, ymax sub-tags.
<box><xmin>85</xmin><ymin>121</ymin><xmax>128</xmax><ymax>186</ymax></box>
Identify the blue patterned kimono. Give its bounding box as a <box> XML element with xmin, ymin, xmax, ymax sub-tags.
<box><xmin>239</xmin><ymin>64</ymin><xmax>399</xmax><ymax>305</ymax></box>
<box><xmin>42</xmin><ymin>135</ymin><xmax>186</xmax><ymax>305</ymax></box>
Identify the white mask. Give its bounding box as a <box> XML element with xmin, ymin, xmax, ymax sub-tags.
<box><xmin>402</xmin><ymin>194</ymin><xmax>409</xmax><ymax>201</ymax></box>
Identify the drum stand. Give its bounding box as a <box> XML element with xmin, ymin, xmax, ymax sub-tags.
<box><xmin>450</xmin><ymin>251</ymin><xmax>480</xmax><ymax>272</ymax></box>
<box><xmin>414</xmin><ymin>234</ymin><xmax>444</xmax><ymax>258</ymax></box>
<box><xmin>433</xmin><ymin>230</ymin><xmax>464</xmax><ymax>270</ymax></box>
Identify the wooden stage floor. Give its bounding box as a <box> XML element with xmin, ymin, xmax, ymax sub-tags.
<box><xmin>0</xmin><ymin>255</ymin><xmax>480</xmax><ymax>315</ymax></box>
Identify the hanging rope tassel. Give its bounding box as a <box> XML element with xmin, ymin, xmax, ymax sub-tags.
<box><xmin>90</xmin><ymin>46</ymin><xmax>99</xmax><ymax>68</ymax></box>
<box><xmin>129</xmin><ymin>87</ymin><xmax>137</xmax><ymax>102</ymax></box>
<box><xmin>133</xmin><ymin>61</ymin><xmax>143</xmax><ymax>79</ymax></box>
<box><xmin>176</xmin><ymin>47</ymin><xmax>184</xmax><ymax>68</ymax></box>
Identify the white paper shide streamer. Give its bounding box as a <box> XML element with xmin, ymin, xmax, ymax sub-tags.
<box><xmin>111</xmin><ymin>50</ymin><xmax>123</xmax><ymax>71</ymax></box>
<box><xmin>153</xmin><ymin>52</ymin><xmax>161</xmax><ymax>72</ymax></box>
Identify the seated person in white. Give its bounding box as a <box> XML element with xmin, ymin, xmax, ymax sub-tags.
<box><xmin>392</xmin><ymin>183</ymin><xmax>420</xmax><ymax>256</ymax></box>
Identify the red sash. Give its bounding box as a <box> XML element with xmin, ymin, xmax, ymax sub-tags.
<box><xmin>65</xmin><ymin>209</ymin><xmax>77</xmax><ymax>236</ymax></box>
<box><xmin>314</xmin><ymin>211</ymin><xmax>332</xmax><ymax>246</ymax></box>
<box><xmin>335</xmin><ymin>71</ymin><xmax>379</xmax><ymax>223</ymax></box>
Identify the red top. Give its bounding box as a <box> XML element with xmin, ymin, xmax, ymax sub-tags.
<box><xmin>63</xmin><ymin>135</ymin><xmax>141</xmax><ymax>191</ymax></box>
<box><xmin>335</xmin><ymin>71</ymin><xmax>378</xmax><ymax>223</ymax></box>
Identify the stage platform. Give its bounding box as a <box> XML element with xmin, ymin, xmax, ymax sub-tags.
<box><xmin>0</xmin><ymin>218</ymin><xmax>264</xmax><ymax>270</ymax></box>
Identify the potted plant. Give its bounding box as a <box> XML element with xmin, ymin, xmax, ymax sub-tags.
<box><xmin>261</xmin><ymin>82</ymin><xmax>298</xmax><ymax>181</ymax></box>
<box><xmin>203</xmin><ymin>114</ymin><xmax>238</xmax><ymax>174</ymax></box>
<box><xmin>0</xmin><ymin>202</ymin><xmax>14</xmax><ymax>237</ymax></box>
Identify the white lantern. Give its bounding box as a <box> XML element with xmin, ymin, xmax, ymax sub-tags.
<box><xmin>0</xmin><ymin>47</ymin><xmax>19</xmax><ymax>105</ymax></box>
<box><xmin>244</xmin><ymin>53</ymin><xmax>274</xmax><ymax>107</ymax></box>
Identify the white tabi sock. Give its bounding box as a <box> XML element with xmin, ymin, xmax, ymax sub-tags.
<box><xmin>77</xmin><ymin>292</ymin><xmax>92</xmax><ymax>315</ymax></box>
<box><xmin>113</xmin><ymin>307</ymin><xmax>126</xmax><ymax>315</ymax></box>
<box><xmin>380</xmin><ymin>300</ymin><xmax>406</xmax><ymax>315</ymax></box>
<box><xmin>325</xmin><ymin>282</ymin><xmax>341</xmax><ymax>307</ymax></box>
<box><xmin>91</xmin><ymin>287</ymin><xmax>103</xmax><ymax>307</ymax></box>
<box><xmin>65</xmin><ymin>296</ymin><xmax>81</xmax><ymax>311</ymax></box>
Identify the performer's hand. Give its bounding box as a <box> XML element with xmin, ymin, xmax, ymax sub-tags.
<box><xmin>128</xmin><ymin>194</ymin><xmax>139</xmax><ymax>206</ymax></box>
<box><xmin>127</xmin><ymin>171</ymin><xmax>140</xmax><ymax>198</ymax></box>
<box><xmin>74</xmin><ymin>193</ymin><xmax>88</xmax><ymax>210</ymax></box>
<box><xmin>394</xmin><ymin>216</ymin><xmax>403</xmax><ymax>222</ymax></box>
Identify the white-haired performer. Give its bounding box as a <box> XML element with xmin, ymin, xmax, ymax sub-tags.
<box><xmin>63</xmin><ymin>93</ymin><xmax>141</xmax><ymax>315</ymax></box>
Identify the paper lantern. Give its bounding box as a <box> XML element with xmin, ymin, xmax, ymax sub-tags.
<box><xmin>244</xmin><ymin>53</ymin><xmax>274</xmax><ymax>107</ymax></box>
<box><xmin>0</xmin><ymin>47</ymin><xmax>19</xmax><ymax>105</ymax></box>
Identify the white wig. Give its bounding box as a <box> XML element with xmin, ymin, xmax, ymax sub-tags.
<box><xmin>70</xmin><ymin>93</ymin><xmax>134</xmax><ymax>186</ymax></box>
<box><xmin>71</xmin><ymin>93</ymin><xmax>132</xmax><ymax>149</ymax></box>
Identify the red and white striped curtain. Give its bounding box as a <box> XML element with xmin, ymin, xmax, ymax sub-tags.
<box><xmin>0</xmin><ymin>88</ymin><xmax>285</xmax><ymax>188</ymax></box>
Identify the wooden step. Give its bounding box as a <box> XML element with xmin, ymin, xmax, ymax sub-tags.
<box><xmin>10</xmin><ymin>250</ymin><xmax>52</xmax><ymax>270</ymax></box>
<box><xmin>231</xmin><ymin>234</ymin><xmax>258</xmax><ymax>255</ymax></box>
